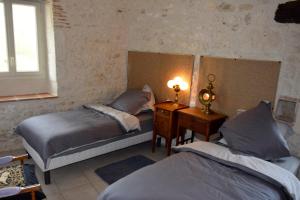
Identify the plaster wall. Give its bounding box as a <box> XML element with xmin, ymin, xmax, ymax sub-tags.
<box><xmin>127</xmin><ymin>0</ymin><xmax>300</xmax><ymax>132</ymax></box>
<box><xmin>0</xmin><ymin>0</ymin><xmax>128</xmax><ymax>151</ymax></box>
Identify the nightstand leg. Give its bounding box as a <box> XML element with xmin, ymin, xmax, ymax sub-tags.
<box><xmin>205</xmin><ymin>135</ymin><xmax>209</xmax><ymax>141</ymax></box>
<box><xmin>180</xmin><ymin>132</ymin><xmax>185</xmax><ymax>145</ymax></box>
<box><xmin>176</xmin><ymin>128</ymin><xmax>180</xmax><ymax>146</ymax></box>
<box><xmin>205</xmin><ymin>125</ymin><xmax>210</xmax><ymax>141</ymax></box>
<box><xmin>191</xmin><ymin>131</ymin><xmax>195</xmax><ymax>143</ymax></box>
<box><xmin>152</xmin><ymin>130</ymin><xmax>157</xmax><ymax>153</ymax></box>
<box><xmin>166</xmin><ymin>138</ymin><xmax>171</xmax><ymax>156</ymax></box>
<box><xmin>176</xmin><ymin>127</ymin><xmax>181</xmax><ymax>146</ymax></box>
<box><xmin>156</xmin><ymin>137</ymin><xmax>161</xmax><ymax>147</ymax></box>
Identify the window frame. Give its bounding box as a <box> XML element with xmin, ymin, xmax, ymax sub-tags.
<box><xmin>0</xmin><ymin>0</ymin><xmax>47</xmax><ymax>78</ymax></box>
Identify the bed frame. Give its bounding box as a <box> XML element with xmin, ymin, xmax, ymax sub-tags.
<box><xmin>23</xmin><ymin>131</ymin><xmax>152</xmax><ymax>184</ymax></box>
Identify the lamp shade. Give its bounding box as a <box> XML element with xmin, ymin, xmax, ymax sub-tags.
<box><xmin>167</xmin><ymin>76</ymin><xmax>188</xmax><ymax>103</ymax></box>
<box><xmin>167</xmin><ymin>76</ymin><xmax>188</xmax><ymax>90</ymax></box>
<box><xmin>167</xmin><ymin>80</ymin><xmax>175</xmax><ymax>89</ymax></box>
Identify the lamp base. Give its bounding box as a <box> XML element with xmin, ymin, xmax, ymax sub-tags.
<box><xmin>174</xmin><ymin>92</ymin><xmax>179</xmax><ymax>103</ymax></box>
<box><xmin>203</xmin><ymin>104</ymin><xmax>213</xmax><ymax>115</ymax></box>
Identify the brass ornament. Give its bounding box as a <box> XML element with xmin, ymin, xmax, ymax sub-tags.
<box><xmin>198</xmin><ymin>74</ymin><xmax>216</xmax><ymax>114</ymax></box>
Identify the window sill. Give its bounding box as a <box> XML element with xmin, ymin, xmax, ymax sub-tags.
<box><xmin>0</xmin><ymin>93</ymin><xmax>57</xmax><ymax>103</ymax></box>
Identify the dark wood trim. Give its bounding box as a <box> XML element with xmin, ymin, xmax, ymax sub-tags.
<box><xmin>19</xmin><ymin>184</ymin><xmax>41</xmax><ymax>200</ymax></box>
<box><xmin>12</xmin><ymin>154</ymin><xmax>28</xmax><ymax>165</ymax></box>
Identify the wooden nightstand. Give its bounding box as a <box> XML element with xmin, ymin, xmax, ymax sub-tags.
<box><xmin>152</xmin><ymin>101</ymin><xmax>188</xmax><ymax>156</ymax></box>
<box><xmin>176</xmin><ymin>107</ymin><xmax>227</xmax><ymax>145</ymax></box>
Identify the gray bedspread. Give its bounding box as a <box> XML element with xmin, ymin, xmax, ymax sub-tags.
<box><xmin>99</xmin><ymin>151</ymin><xmax>292</xmax><ymax>200</ymax></box>
<box><xmin>16</xmin><ymin>107</ymin><xmax>152</xmax><ymax>165</ymax></box>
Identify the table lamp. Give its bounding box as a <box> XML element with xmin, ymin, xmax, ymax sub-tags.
<box><xmin>167</xmin><ymin>76</ymin><xmax>188</xmax><ymax>103</ymax></box>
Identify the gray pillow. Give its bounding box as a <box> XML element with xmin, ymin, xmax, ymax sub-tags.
<box><xmin>220</xmin><ymin>101</ymin><xmax>290</xmax><ymax>160</ymax></box>
<box><xmin>110</xmin><ymin>90</ymin><xmax>150</xmax><ymax>115</ymax></box>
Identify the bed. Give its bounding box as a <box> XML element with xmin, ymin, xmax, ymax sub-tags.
<box><xmin>16</xmin><ymin>51</ymin><xmax>195</xmax><ymax>185</ymax></box>
<box><xmin>99</xmin><ymin>142</ymin><xmax>300</xmax><ymax>200</ymax></box>
<box><xmin>99</xmin><ymin>141</ymin><xmax>300</xmax><ymax>200</ymax></box>
<box><xmin>16</xmin><ymin>88</ymin><xmax>155</xmax><ymax>184</ymax></box>
<box><xmin>99</xmin><ymin>101</ymin><xmax>300</xmax><ymax>200</ymax></box>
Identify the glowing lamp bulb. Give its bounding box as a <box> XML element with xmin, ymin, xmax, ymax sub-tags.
<box><xmin>180</xmin><ymin>82</ymin><xmax>188</xmax><ymax>91</ymax></box>
<box><xmin>173</xmin><ymin>76</ymin><xmax>183</xmax><ymax>85</ymax></box>
<box><xmin>167</xmin><ymin>80</ymin><xmax>175</xmax><ymax>88</ymax></box>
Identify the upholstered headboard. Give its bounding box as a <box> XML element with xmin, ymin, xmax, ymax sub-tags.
<box><xmin>196</xmin><ymin>56</ymin><xmax>281</xmax><ymax>116</ymax></box>
<box><xmin>127</xmin><ymin>51</ymin><xmax>194</xmax><ymax>105</ymax></box>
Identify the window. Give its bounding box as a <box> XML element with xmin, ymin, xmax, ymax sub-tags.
<box><xmin>13</xmin><ymin>3</ymin><xmax>40</xmax><ymax>72</ymax></box>
<box><xmin>0</xmin><ymin>2</ymin><xmax>9</xmax><ymax>72</ymax></box>
<box><xmin>0</xmin><ymin>0</ymin><xmax>52</xmax><ymax>97</ymax></box>
<box><xmin>0</xmin><ymin>0</ymin><xmax>46</xmax><ymax>75</ymax></box>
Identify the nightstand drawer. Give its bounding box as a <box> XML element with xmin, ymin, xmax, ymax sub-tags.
<box><xmin>179</xmin><ymin>113</ymin><xmax>206</xmax><ymax>132</ymax></box>
<box><xmin>176</xmin><ymin>107</ymin><xmax>227</xmax><ymax>144</ymax></box>
<box><xmin>156</xmin><ymin>108</ymin><xmax>170</xmax><ymax>118</ymax></box>
<box><xmin>155</xmin><ymin>116</ymin><xmax>170</xmax><ymax>137</ymax></box>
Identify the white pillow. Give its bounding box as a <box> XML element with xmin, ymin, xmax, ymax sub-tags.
<box><xmin>141</xmin><ymin>84</ymin><xmax>155</xmax><ymax>111</ymax></box>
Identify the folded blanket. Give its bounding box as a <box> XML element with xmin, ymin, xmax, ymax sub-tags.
<box><xmin>85</xmin><ymin>104</ymin><xmax>141</xmax><ymax>132</ymax></box>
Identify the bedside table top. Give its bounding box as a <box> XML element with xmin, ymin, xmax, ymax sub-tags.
<box><xmin>178</xmin><ymin>107</ymin><xmax>227</xmax><ymax>122</ymax></box>
<box><xmin>154</xmin><ymin>101</ymin><xmax>188</xmax><ymax>112</ymax></box>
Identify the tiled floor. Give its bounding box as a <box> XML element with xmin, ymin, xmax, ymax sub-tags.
<box><xmin>25</xmin><ymin>142</ymin><xmax>167</xmax><ymax>200</ymax></box>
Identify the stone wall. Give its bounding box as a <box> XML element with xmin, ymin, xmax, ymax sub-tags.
<box><xmin>0</xmin><ymin>0</ymin><xmax>128</xmax><ymax>151</ymax></box>
<box><xmin>127</xmin><ymin>0</ymin><xmax>300</xmax><ymax>132</ymax></box>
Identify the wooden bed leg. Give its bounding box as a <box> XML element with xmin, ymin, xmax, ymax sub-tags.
<box><xmin>44</xmin><ymin>171</ymin><xmax>51</xmax><ymax>185</ymax></box>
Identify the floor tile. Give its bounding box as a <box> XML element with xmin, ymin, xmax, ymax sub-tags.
<box><xmin>55</xmin><ymin>171</ymin><xmax>89</xmax><ymax>191</ymax></box>
<box><xmin>62</xmin><ymin>184</ymin><xmax>98</xmax><ymax>200</ymax></box>
<box><xmin>83</xmin><ymin>169</ymin><xmax>108</xmax><ymax>193</ymax></box>
<box><xmin>41</xmin><ymin>182</ymin><xmax>61</xmax><ymax>196</ymax></box>
<box><xmin>46</xmin><ymin>193</ymin><xmax>65</xmax><ymax>200</ymax></box>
